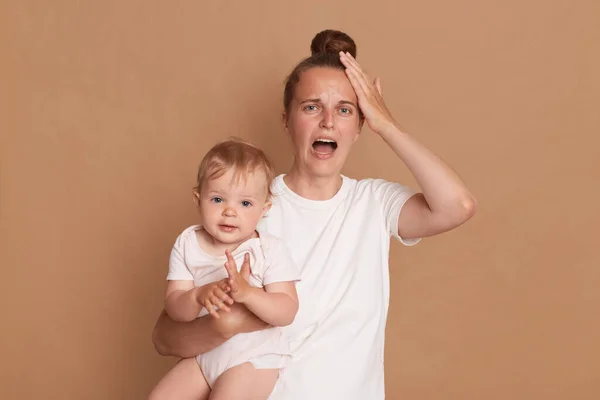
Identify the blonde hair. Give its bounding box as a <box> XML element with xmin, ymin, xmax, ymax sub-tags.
<box><xmin>194</xmin><ymin>138</ymin><xmax>275</xmax><ymax>199</ymax></box>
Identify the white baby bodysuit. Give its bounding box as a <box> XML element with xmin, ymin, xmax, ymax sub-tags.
<box><xmin>167</xmin><ymin>225</ymin><xmax>300</xmax><ymax>387</ymax></box>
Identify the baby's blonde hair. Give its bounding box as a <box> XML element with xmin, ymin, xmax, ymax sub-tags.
<box><xmin>194</xmin><ymin>138</ymin><xmax>275</xmax><ymax>200</ymax></box>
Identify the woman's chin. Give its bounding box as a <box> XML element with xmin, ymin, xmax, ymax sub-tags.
<box><xmin>306</xmin><ymin>160</ymin><xmax>343</xmax><ymax>178</ymax></box>
<box><xmin>290</xmin><ymin>152</ymin><xmax>345</xmax><ymax>178</ymax></box>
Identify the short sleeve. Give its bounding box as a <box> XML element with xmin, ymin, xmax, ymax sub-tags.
<box><xmin>260</xmin><ymin>235</ymin><xmax>301</xmax><ymax>286</ymax></box>
<box><xmin>370</xmin><ymin>179</ymin><xmax>421</xmax><ymax>246</ymax></box>
<box><xmin>166</xmin><ymin>233</ymin><xmax>194</xmax><ymax>281</ymax></box>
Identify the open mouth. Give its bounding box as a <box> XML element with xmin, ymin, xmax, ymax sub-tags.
<box><xmin>312</xmin><ymin>139</ymin><xmax>338</xmax><ymax>155</ymax></box>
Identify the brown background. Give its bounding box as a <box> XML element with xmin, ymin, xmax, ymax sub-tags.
<box><xmin>1</xmin><ymin>1</ymin><xmax>599</xmax><ymax>399</ymax></box>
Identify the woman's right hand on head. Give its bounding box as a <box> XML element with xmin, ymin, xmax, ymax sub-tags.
<box><xmin>195</xmin><ymin>281</ymin><xmax>234</xmax><ymax>318</ymax></box>
<box><xmin>339</xmin><ymin>51</ymin><xmax>396</xmax><ymax>135</ymax></box>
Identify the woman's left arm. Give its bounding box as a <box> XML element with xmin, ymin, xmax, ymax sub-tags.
<box><xmin>340</xmin><ymin>51</ymin><xmax>477</xmax><ymax>239</ymax></box>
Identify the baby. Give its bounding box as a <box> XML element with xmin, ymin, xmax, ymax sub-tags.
<box><xmin>149</xmin><ymin>139</ymin><xmax>300</xmax><ymax>400</ymax></box>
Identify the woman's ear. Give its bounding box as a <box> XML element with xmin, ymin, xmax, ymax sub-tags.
<box><xmin>282</xmin><ymin>111</ymin><xmax>289</xmax><ymax>134</ymax></box>
<box><xmin>354</xmin><ymin>119</ymin><xmax>364</xmax><ymax>142</ymax></box>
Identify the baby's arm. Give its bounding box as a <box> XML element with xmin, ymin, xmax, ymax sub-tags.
<box><xmin>223</xmin><ymin>251</ymin><xmax>298</xmax><ymax>327</ymax></box>
<box><xmin>165</xmin><ymin>280</ymin><xmax>202</xmax><ymax>322</ymax></box>
<box><xmin>165</xmin><ymin>280</ymin><xmax>233</xmax><ymax>322</ymax></box>
<box><xmin>241</xmin><ymin>282</ymin><xmax>298</xmax><ymax>327</ymax></box>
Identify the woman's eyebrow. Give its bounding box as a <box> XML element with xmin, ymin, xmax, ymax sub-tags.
<box><xmin>299</xmin><ymin>98</ymin><xmax>357</xmax><ymax>108</ymax></box>
<box><xmin>299</xmin><ymin>98</ymin><xmax>321</xmax><ymax>104</ymax></box>
<box><xmin>339</xmin><ymin>100</ymin><xmax>357</xmax><ymax>107</ymax></box>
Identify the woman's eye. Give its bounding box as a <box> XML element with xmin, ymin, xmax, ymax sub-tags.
<box><xmin>211</xmin><ymin>197</ymin><xmax>223</xmax><ymax>203</ymax></box>
<box><xmin>241</xmin><ymin>200</ymin><xmax>252</xmax><ymax>207</ymax></box>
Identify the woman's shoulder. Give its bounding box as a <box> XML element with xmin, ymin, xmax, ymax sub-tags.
<box><xmin>270</xmin><ymin>174</ymin><xmax>286</xmax><ymax>196</ymax></box>
<box><xmin>346</xmin><ymin>176</ymin><xmax>415</xmax><ymax>201</ymax></box>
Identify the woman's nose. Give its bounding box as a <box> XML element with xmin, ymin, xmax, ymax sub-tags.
<box><xmin>319</xmin><ymin>110</ymin><xmax>335</xmax><ymax>129</ymax></box>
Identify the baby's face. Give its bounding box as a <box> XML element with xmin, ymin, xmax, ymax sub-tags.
<box><xmin>197</xmin><ymin>167</ymin><xmax>271</xmax><ymax>246</ymax></box>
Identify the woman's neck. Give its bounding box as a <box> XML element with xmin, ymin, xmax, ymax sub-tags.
<box><xmin>283</xmin><ymin>167</ymin><xmax>343</xmax><ymax>201</ymax></box>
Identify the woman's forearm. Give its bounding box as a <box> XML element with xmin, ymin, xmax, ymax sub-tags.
<box><xmin>379</xmin><ymin>123</ymin><xmax>477</xmax><ymax>219</ymax></box>
<box><xmin>152</xmin><ymin>309</ymin><xmax>228</xmax><ymax>358</ymax></box>
<box><xmin>151</xmin><ymin>303</ymin><xmax>271</xmax><ymax>358</ymax></box>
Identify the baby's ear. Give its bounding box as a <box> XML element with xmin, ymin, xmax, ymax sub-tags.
<box><xmin>262</xmin><ymin>200</ymin><xmax>272</xmax><ymax>217</ymax></box>
<box><xmin>192</xmin><ymin>190</ymin><xmax>201</xmax><ymax>207</ymax></box>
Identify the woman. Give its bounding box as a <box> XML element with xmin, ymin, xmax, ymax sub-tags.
<box><xmin>152</xmin><ymin>29</ymin><xmax>476</xmax><ymax>399</ymax></box>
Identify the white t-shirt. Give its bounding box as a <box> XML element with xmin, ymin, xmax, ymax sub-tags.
<box><xmin>261</xmin><ymin>175</ymin><xmax>420</xmax><ymax>400</ymax></box>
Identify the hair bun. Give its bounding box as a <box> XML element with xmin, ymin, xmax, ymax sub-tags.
<box><xmin>310</xmin><ymin>30</ymin><xmax>357</xmax><ymax>58</ymax></box>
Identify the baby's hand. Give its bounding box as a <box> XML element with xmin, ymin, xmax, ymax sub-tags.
<box><xmin>224</xmin><ymin>250</ymin><xmax>253</xmax><ymax>303</ymax></box>
<box><xmin>195</xmin><ymin>281</ymin><xmax>234</xmax><ymax>319</ymax></box>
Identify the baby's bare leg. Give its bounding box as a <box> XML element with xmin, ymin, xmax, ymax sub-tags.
<box><xmin>209</xmin><ymin>363</ymin><xmax>279</xmax><ymax>400</ymax></box>
<box><xmin>148</xmin><ymin>357</ymin><xmax>210</xmax><ymax>400</ymax></box>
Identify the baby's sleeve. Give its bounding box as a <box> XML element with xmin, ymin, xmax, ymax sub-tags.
<box><xmin>261</xmin><ymin>236</ymin><xmax>301</xmax><ymax>286</ymax></box>
<box><xmin>370</xmin><ymin>178</ymin><xmax>421</xmax><ymax>246</ymax></box>
<box><xmin>166</xmin><ymin>233</ymin><xmax>194</xmax><ymax>281</ymax></box>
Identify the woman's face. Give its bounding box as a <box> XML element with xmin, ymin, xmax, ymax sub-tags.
<box><xmin>284</xmin><ymin>67</ymin><xmax>362</xmax><ymax>178</ymax></box>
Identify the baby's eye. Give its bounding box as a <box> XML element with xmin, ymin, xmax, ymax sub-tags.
<box><xmin>241</xmin><ymin>200</ymin><xmax>252</xmax><ymax>207</ymax></box>
<box><xmin>211</xmin><ymin>197</ymin><xmax>223</xmax><ymax>203</ymax></box>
